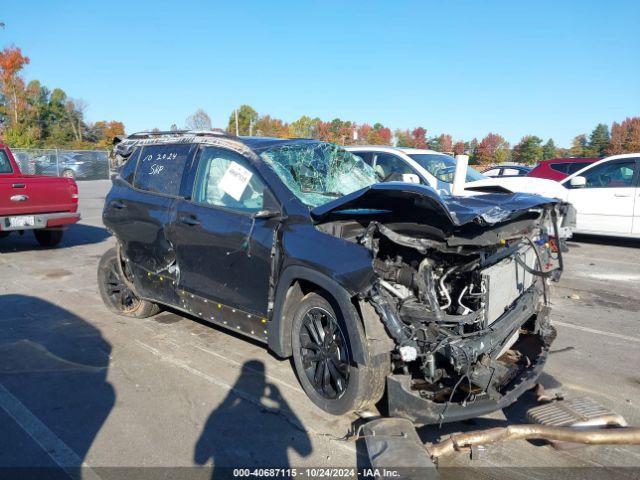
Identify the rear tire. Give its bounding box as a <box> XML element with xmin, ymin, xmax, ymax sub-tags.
<box><xmin>97</xmin><ymin>247</ymin><xmax>160</xmax><ymax>318</ymax></box>
<box><xmin>291</xmin><ymin>292</ymin><xmax>388</xmax><ymax>415</ymax></box>
<box><xmin>34</xmin><ymin>229</ymin><xmax>64</xmax><ymax>247</ymax></box>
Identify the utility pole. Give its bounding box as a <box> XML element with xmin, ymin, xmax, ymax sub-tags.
<box><xmin>235</xmin><ymin>109</ymin><xmax>239</xmax><ymax>136</ymax></box>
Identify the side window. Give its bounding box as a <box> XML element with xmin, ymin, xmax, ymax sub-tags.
<box><xmin>483</xmin><ymin>168</ymin><xmax>501</xmax><ymax>177</ymax></box>
<box><xmin>503</xmin><ymin>168</ymin><xmax>522</xmax><ymax>176</ymax></box>
<box><xmin>193</xmin><ymin>147</ymin><xmax>266</xmax><ymax>212</ymax></box>
<box><xmin>374</xmin><ymin>153</ymin><xmax>414</xmax><ymax>180</ymax></box>
<box><xmin>351</xmin><ymin>151</ymin><xmax>374</xmax><ymax>166</ymax></box>
<box><xmin>120</xmin><ymin>148</ymin><xmax>140</xmax><ymax>184</ymax></box>
<box><xmin>134</xmin><ymin>144</ymin><xmax>192</xmax><ymax>196</ymax></box>
<box><xmin>0</xmin><ymin>150</ymin><xmax>13</xmax><ymax>173</ymax></box>
<box><xmin>567</xmin><ymin>162</ymin><xmax>590</xmax><ymax>175</ymax></box>
<box><xmin>550</xmin><ymin>163</ymin><xmax>569</xmax><ymax>174</ymax></box>
<box><xmin>580</xmin><ymin>160</ymin><xmax>636</xmax><ymax>188</ymax></box>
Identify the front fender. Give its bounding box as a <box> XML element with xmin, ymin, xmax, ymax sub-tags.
<box><xmin>268</xmin><ymin>265</ymin><xmax>368</xmax><ymax>364</ymax></box>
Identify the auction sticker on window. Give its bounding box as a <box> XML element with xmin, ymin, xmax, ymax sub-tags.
<box><xmin>219</xmin><ymin>161</ymin><xmax>253</xmax><ymax>201</ymax></box>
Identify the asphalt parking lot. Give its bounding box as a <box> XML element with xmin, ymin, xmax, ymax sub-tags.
<box><xmin>1</xmin><ymin>180</ymin><xmax>639</xmax><ymax>478</ymax></box>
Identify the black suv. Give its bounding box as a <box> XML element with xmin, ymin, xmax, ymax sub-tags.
<box><xmin>99</xmin><ymin>131</ymin><xmax>561</xmax><ymax>423</ymax></box>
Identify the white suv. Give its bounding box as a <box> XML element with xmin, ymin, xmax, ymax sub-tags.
<box><xmin>345</xmin><ymin>146</ymin><xmax>567</xmax><ymax>198</ymax></box>
<box><xmin>346</xmin><ymin>146</ymin><xmax>640</xmax><ymax>238</ymax></box>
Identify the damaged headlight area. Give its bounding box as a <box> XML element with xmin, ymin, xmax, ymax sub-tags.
<box><xmin>318</xmin><ymin>204</ymin><xmax>561</xmax><ymax>424</ymax></box>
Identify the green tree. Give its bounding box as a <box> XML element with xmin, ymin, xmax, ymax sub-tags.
<box><xmin>513</xmin><ymin>135</ymin><xmax>543</xmax><ymax>164</ymax></box>
<box><xmin>588</xmin><ymin>123</ymin><xmax>610</xmax><ymax>157</ymax></box>
<box><xmin>288</xmin><ymin>115</ymin><xmax>318</xmax><ymax>138</ymax></box>
<box><xmin>227</xmin><ymin>105</ymin><xmax>258</xmax><ymax>136</ymax></box>
<box><xmin>542</xmin><ymin>138</ymin><xmax>556</xmax><ymax>159</ymax></box>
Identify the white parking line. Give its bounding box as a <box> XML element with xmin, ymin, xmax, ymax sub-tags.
<box><xmin>554</xmin><ymin>321</ymin><xmax>640</xmax><ymax>344</ymax></box>
<box><xmin>0</xmin><ymin>383</ymin><xmax>101</xmax><ymax>480</ymax></box>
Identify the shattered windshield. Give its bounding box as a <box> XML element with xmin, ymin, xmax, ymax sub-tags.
<box><xmin>260</xmin><ymin>142</ymin><xmax>379</xmax><ymax>207</ymax></box>
<box><xmin>409</xmin><ymin>153</ymin><xmax>485</xmax><ymax>183</ymax></box>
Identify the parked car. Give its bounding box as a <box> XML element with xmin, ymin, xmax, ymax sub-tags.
<box><xmin>561</xmin><ymin>153</ymin><xmax>640</xmax><ymax>237</ymax></box>
<box><xmin>528</xmin><ymin>157</ymin><xmax>599</xmax><ymax>181</ymax></box>
<box><xmin>0</xmin><ymin>144</ymin><xmax>80</xmax><ymax>246</ymax></box>
<box><xmin>346</xmin><ymin>146</ymin><xmax>576</xmax><ymax>240</ymax></box>
<box><xmin>100</xmin><ymin>131</ymin><xmax>562</xmax><ymax>424</ymax></box>
<box><xmin>482</xmin><ymin>165</ymin><xmax>532</xmax><ymax>177</ymax></box>
<box><xmin>32</xmin><ymin>151</ymin><xmax>109</xmax><ymax>180</ymax></box>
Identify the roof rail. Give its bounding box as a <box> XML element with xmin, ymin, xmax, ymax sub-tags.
<box><xmin>127</xmin><ymin>129</ymin><xmax>235</xmax><ymax>140</ymax></box>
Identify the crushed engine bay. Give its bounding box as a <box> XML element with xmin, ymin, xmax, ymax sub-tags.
<box><xmin>316</xmin><ymin>197</ymin><xmax>562</xmax><ymax>423</ymax></box>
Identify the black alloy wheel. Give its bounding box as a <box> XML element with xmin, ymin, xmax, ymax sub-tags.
<box><xmin>299</xmin><ymin>306</ymin><xmax>350</xmax><ymax>399</ymax></box>
<box><xmin>103</xmin><ymin>256</ymin><xmax>142</xmax><ymax>314</ymax></box>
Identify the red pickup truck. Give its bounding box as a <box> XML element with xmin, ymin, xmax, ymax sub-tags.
<box><xmin>0</xmin><ymin>143</ymin><xmax>80</xmax><ymax>247</ymax></box>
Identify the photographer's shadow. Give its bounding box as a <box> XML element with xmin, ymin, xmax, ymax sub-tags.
<box><xmin>194</xmin><ymin>360</ymin><xmax>312</xmax><ymax>479</ymax></box>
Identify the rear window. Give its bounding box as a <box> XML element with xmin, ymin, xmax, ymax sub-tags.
<box><xmin>0</xmin><ymin>150</ymin><xmax>13</xmax><ymax>173</ymax></box>
<box><xmin>134</xmin><ymin>144</ymin><xmax>192</xmax><ymax>196</ymax></box>
<box><xmin>120</xmin><ymin>148</ymin><xmax>141</xmax><ymax>184</ymax></box>
<box><xmin>549</xmin><ymin>163</ymin><xmax>569</xmax><ymax>174</ymax></box>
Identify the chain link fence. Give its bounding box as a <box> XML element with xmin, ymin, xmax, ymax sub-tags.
<box><xmin>11</xmin><ymin>148</ymin><xmax>112</xmax><ymax>181</ymax></box>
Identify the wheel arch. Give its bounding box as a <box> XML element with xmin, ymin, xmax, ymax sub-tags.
<box><xmin>268</xmin><ymin>265</ymin><xmax>369</xmax><ymax>364</ymax></box>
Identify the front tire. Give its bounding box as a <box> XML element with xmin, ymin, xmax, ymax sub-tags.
<box><xmin>291</xmin><ymin>292</ymin><xmax>388</xmax><ymax>415</ymax></box>
<box><xmin>34</xmin><ymin>229</ymin><xmax>64</xmax><ymax>247</ymax></box>
<box><xmin>97</xmin><ymin>247</ymin><xmax>160</xmax><ymax>318</ymax></box>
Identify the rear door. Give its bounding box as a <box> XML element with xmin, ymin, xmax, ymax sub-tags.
<box><xmin>565</xmin><ymin>158</ymin><xmax>638</xmax><ymax>234</ymax></box>
<box><xmin>171</xmin><ymin>146</ymin><xmax>279</xmax><ymax>317</ymax></box>
<box><xmin>104</xmin><ymin>143</ymin><xmax>195</xmax><ymax>301</ymax></box>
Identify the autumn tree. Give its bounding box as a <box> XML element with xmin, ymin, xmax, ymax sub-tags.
<box><xmin>186</xmin><ymin>108</ymin><xmax>212</xmax><ymax>130</ymax></box>
<box><xmin>588</xmin><ymin>123</ymin><xmax>610</xmax><ymax>157</ymax></box>
<box><xmin>453</xmin><ymin>141</ymin><xmax>466</xmax><ymax>155</ymax></box>
<box><xmin>365</xmin><ymin>123</ymin><xmax>391</xmax><ymax>145</ymax></box>
<box><xmin>542</xmin><ymin>138</ymin><xmax>556</xmax><ymax>159</ymax></box>
<box><xmin>254</xmin><ymin>114</ymin><xmax>289</xmax><ymax>137</ymax></box>
<box><xmin>475</xmin><ymin>133</ymin><xmax>510</xmax><ymax>165</ymax></box>
<box><xmin>438</xmin><ymin>134</ymin><xmax>453</xmax><ymax>153</ymax></box>
<box><xmin>227</xmin><ymin>105</ymin><xmax>258</xmax><ymax>136</ymax></box>
<box><xmin>411</xmin><ymin>127</ymin><xmax>427</xmax><ymax>149</ymax></box>
<box><xmin>394</xmin><ymin>129</ymin><xmax>413</xmax><ymax>147</ymax></box>
<box><xmin>91</xmin><ymin>120</ymin><xmax>125</xmax><ymax>147</ymax></box>
<box><xmin>0</xmin><ymin>46</ymin><xmax>30</xmax><ymax>125</ymax></box>
<box><xmin>355</xmin><ymin>124</ymin><xmax>373</xmax><ymax>145</ymax></box>
<box><xmin>569</xmin><ymin>134</ymin><xmax>589</xmax><ymax>157</ymax></box>
<box><xmin>607</xmin><ymin>117</ymin><xmax>640</xmax><ymax>155</ymax></box>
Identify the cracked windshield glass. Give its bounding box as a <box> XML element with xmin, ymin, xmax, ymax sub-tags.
<box><xmin>260</xmin><ymin>142</ymin><xmax>379</xmax><ymax>207</ymax></box>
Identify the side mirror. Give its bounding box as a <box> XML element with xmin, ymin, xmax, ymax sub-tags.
<box><xmin>569</xmin><ymin>176</ymin><xmax>586</xmax><ymax>188</ymax></box>
<box><xmin>401</xmin><ymin>173</ymin><xmax>421</xmax><ymax>184</ymax></box>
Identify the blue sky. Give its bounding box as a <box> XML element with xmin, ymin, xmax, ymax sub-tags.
<box><xmin>2</xmin><ymin>0</ymin><xmax>639</xmax><ymax>146</ymax></box>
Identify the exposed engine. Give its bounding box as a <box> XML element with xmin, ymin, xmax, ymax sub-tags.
<box><xmin>317</xmin><ymin>204</ymin><xmax>561</xmax><ymax>419</ymax></box>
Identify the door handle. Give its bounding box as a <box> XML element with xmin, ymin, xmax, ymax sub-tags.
<box><xmin>614</xmin><ymin>193</ymin><xmax>631</xmax><ymax>197</ymax></box>
<box><xmin>11</xmin><ymin>183</ymin><xmax>25</xmax><ymax>189</ymax></box>
<box><xmin>110</xmin><ymin>200</ymin><xmax>126</xmax><ymax>209</ymax></box>
<box><xmin>180</xmin><ymin>215</ymin><xmax>201</xmax><ymax>226</ymax></box>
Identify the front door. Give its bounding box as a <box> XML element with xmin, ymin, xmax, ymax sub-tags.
<box><xmin>171</xmin><ymin>146</ymin><xmax>278</xmax><ymax>317</ymax></box>
<box><xmin>565</xmin><ymin>158</ymin><xmax>638</xmax><ymax>235</ymax></box>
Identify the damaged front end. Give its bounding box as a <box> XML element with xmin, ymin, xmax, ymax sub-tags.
<box><xmin>313</xmin><ymin>184</ymin><xmax>562</xmax><ymax>424</ymax></box>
